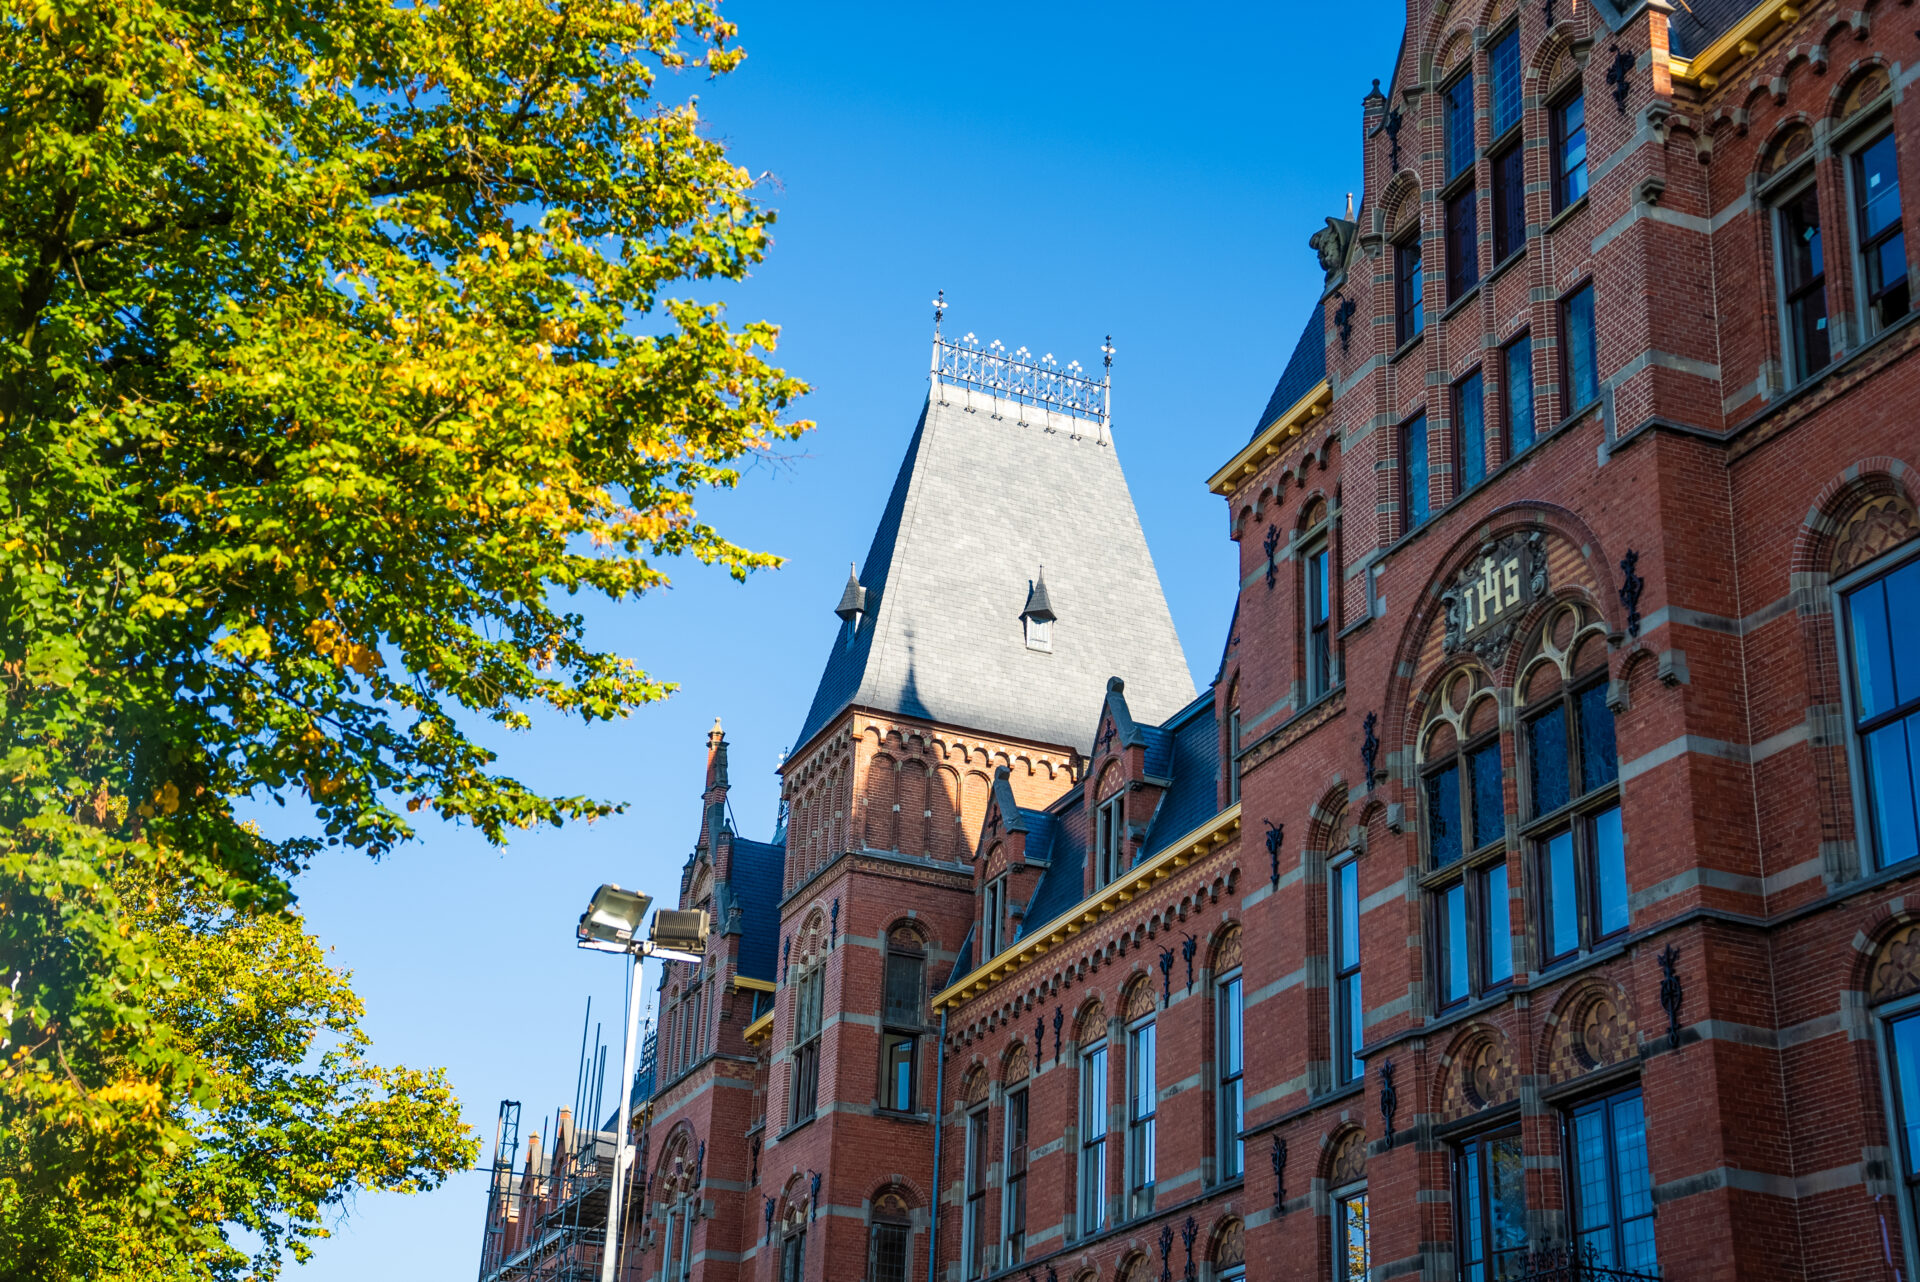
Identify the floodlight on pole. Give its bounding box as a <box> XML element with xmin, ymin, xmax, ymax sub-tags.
<box><xmin>576</xmin><ymin>885</ymin><xmax>712</xmax><ymax>1282</ymax></box>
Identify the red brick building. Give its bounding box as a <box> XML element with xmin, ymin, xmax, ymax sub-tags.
<box><xmin>482</xmin><ymin>0</ymin><xmax>1920</xmax><ymax>1279</ymax></box>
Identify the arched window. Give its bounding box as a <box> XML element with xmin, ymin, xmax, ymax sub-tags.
<box><xmin>1225</xmin><ymin>679</ymin><xmax>1243</xmax><ymax>806</ymax></box>
<box><xmin>880</xmin><ymin>925</ymin><xmax>927</xmax><ymax>1113</ymax></box>
<box><xmin>1837</xmin><ymin>522</ymin><xmax>1920</xmax><ymax>868</ymax></box>
<box><xmin>867</xmin><ymin>1188</ymin><xmax>914</xmax><ymax>1282</ymax></box>
<box><xmin>1300</xmin><ymin>499</ymin><xmax>1336</xmax><ymax>703</ymax></box>
<box><xmin>1421</xmin><ymin>669</ymin><xmax>1512</xmax><ymax>1010</ymax></box>
<box><xmin>1124</xmin><ymin>979</ymin><xmax>1158</xmax><ymax>1218</ymax></box>
<box><xmin>1328</xmin><ymin>1131</ymin><xmax>1369</xmax><ymax>1282</ymax></box>
<box><xmin>1077</xmin><ymin>1003</ymin><xmax>1109</xmax><ymax>1235</ymax></box>
<box><xmin>788</xmin><ymin>963</ymin><xmax>825</xmax><ymax>1125</ymax></box>
<box><xmin>1002</xmin><ymin>1045</ymin><xmax>1031</xmax><ymax>1264</ymax></box>
<box><xmin>962</xmin><ymin>1075</ymin><xmax>991</xmax><ymax>1279</ymax></box>
<box><xmin>1519</xmin><ymin>604</ymin><xmax>1621</xmax><ymax>966</ymax></box>
<box><xmin>1214</xmin><ymin>928</ymin><xmax>1245</xmax><ymax>1181</ymax></box>
<box><xmin>1329</xmin><ymin>845</ymin><xmax>1363</xmax><ymax>1086</ymax></box>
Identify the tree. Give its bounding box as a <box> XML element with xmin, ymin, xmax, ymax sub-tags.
<box><xmin>0</xmin><ymin>0</ymin><xmax>808</xmax><ymax>1275</ymax></box>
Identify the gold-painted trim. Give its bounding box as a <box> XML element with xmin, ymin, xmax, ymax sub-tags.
<box><xmin>743</xmin><ymin>1009</ymin><xmax>775</xmax><ymax>1043</ymax></box>
<box><xmin>1669</xmin><ymin>2</ymin><xmax>1803</xmax><ymax>90</ymax></box>
<box><xmin>1207</xmin><ymin>381</ymin><xmax>1333</xmax><ymax>496</ymax></box>
<box><xmin>732</xmin><ymin>975</ymin><xmax>777</xmax><ymax>993</ymax></box>
<box><xmin>931</xmin><ymin>803</ymin><xmax>1243</xmax><ymax>1012</ymax></box>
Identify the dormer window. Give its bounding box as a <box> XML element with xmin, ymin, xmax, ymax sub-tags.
<box><xmin>834</xmin><ymin>562</ymin><xmax>867</xmax><ymax>650</ymax></box>
<box><xmin>1021</xmin><ymin>568</ymin><xmax>1056</xmax><ymax>653</ymax></box>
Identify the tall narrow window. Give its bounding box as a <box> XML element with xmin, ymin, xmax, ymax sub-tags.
<box><xmin>1127</xmin><ymin>1010</ymin><xmax>1158</xmax><ymax>1217</ymax></box>
<box><xmin>1855</xmin><ymin>129</ymin><xmax>1910</xmax><ymax>333</ymax></box>
<box><xmin>1445</xmin><ymin>70</ymin><xmax>1476</xmax><ymax>183</ymax></box>
<box><xmin>1883</xmin><ymin>1006</ymin><xmax>1920</xmax><ymax>1245</ymax></box>
<box><xmin>1227</xmin><ymin>698</ymin><xmax>1243</xmax><ymax>804</ymax></box>
<box><xmin>782</xmin><ymin>1227</ymin><xmax>807</xmax><ymax>1282</ymax></box>
<box><xmin>1304</xmin><ymin>531</ymin><xmax>1333</xmax><ymax>700</ymax></box>
<box><xmin>1457</xmin><ymin>1126</ymin><xmax>1526</xmax><ymax>1282</ymax></box>
<box><xmin>1079</xmin><ymin>1038</ymin><xmax>1110</xmax><ymax>1233</ymax></box>
<box><xmin>1561</xmin><ymin>282</ymin><xmax>1599</xmax><ymax>411</ymax></box>
<box><xmin>1403</xmin><ymin>414</ymin><xmax>1431</xmax><ymax>532</ymax></box>
<box><xmin>1454</xmin><ymin>370</ymin><xmax>1487</xmax><ymax>495</ymax></box>
<box><xmin>1843</xmin><ymin>550</ymin><xmax>1920</xmax><ymax>868</ymax></box>
<box><xmin>1423</xmin><ymin>702</ymin><xmax>1511</xmax><ymax>1009</ymax></box>
<box><xmin>1566</xmin><ymin>1089</ymin><xmax>1657</xmax><ymax>1271</ymax></box>
<box><xmin>869</xmin><ymin>1200</ymin><xmax>911</xmax><ymax>1282</ymax></box>
<box><xmin>1777</xmin><ymin>184</ymin><xmax>1831</xmax><ymax>380</ymax></box>
<box><xmin>1447</xmin><ymin>186</ymin><xmax>1481</xmax><ymax>301</ymax></box>
<box><xmin>1526</xmin><ymin>646</ymin><xmax>1624</xmax><ymax>966</ymax></box>
<box><xmin>881</xmin><ymin>930</ymin><xmax>925</xmax><ymax>1113</ymax></box>
<box><xmin>1330</xmin><ymin>851</ymin><xmax>1364</xmax><ymax>1085</ymax></box>
<box><xmin>983</xmin><ymin>877</ymin><xmax>1005</xmax><ymax>958</ymax></box>
<box><xmin>1218</xmin><ymin>967</ymin><xmax>1245</xmax><ymax>1180</ymax></box>
<box><xmin>1396</xmin><ymin>232</ymin><xmax>1425</xmax><ymax>347</ymax></box>
<box><xmin>1489</xmin><ymin>30</ymin><xmax>1521</xmax><ymax>138</ymax></box>
<box><xmin>964</xmin><ymin>1107</ymin><xmax>990</xmax><ymax>1279</ymax></box>
<box><xmin>1488</xmin><ymin>28</ymin><xmax>1525</xmax><ymax>263</ymax></box>
<box><xmin>789</xmin><ymin>968</ymin><xmax>824</xmax><ymax>1124</ymax></box>
<box><xmin>1503</xmin><ymin>334</ymin><xmax>1535</xmax><ymax>458</ymax></box>
<box><xmin>1553</xmin><ymin>92</ymin><xmax>1589</xmax><ymax>212</ymax></box>
<box><xmin>1333</xmin><ymin>1183</ymin><xmax>1369</xmax><ymax>1282</ymax></box>
<box><xmin>1003</xmin><ymin>1084</ymin><xmax>1028</xmax><ymax>1264</ymax></box>
<box><xmin>1095</xmin><ymin>793</ymin><xmax>1126</xmax><ymax>890</ymax></box>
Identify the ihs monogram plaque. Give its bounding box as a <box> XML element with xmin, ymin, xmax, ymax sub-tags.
<box><xmin>1442</xmin><ymin>532</ymin><xmax>1548</xmax><ymax>662</ymax></box>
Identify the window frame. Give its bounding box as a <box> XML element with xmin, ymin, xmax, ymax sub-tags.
<box><xmin>1126</xmin><ymin>1011</ymin><xmax>1158</xmax><ymax>1218</ymax></box>
<box><xmin>1329</xmin><ymin>849</ymin><xmax>1364</xmax><ymax>1086</ymax></box>
<box><xmin>1402</xmin><ymin>412</ymin><xmax>1431</xmax><ymax>533</ymax></box>
<box><xmin>1301</xmin><ymin>516</ymin><xmax>1335</xmax><ymax>701</ymax></box>
<box><xmin>1872</xmin><ymin>990</ymin><xmax>1920</xmax><ymax>1282</ymax></box>
<box><xmin>1331</xmin><ymin>1179</ymin><xmax>1370</xmax><ymax>1282</ymax></box>
<box><xmin>1769</xmin><ymin>172</ymin><xmax>1832</xmax><ymax>384</ymax></box>
<box><xmin>983</xmin><ymin>876</ymin><xmax>1006</xmax><ymax>959</ymax></box>
<box><xmin>1217</xmin><ymin>966</ymin><xmax>1245</xmax><ymax>1181</ymax></box>
<box><xmin>1559</xmin><ymin>280</ymin><xmax>1600</xmax><ymax>414</ymax></box>
<box><xmin>788</xmin><ymin>966</ymin><xmax>825</xmax><ymax>1126</ymax></box>
<box><xmin>1446</xmin><ymin>183</ymin><xmax>1481</xmax><ymax>303</ymax></box>
<box><xmin>781</xmin><ymin>1225</ymin><xmax>808</xmax><ymax>1282</ymax></box>
<box><xmin>1562</xmin><ymin>1086</ymin><xmax>1657</xmax><ymax>1272</ymax></box>
<box><xmin>1094</xmin><ymin>792</ymin><xmax>1126</xmax><ymax>890</ymax></box>
<box><xmin>962</xmin><ymin>1105</ymin><xmax>991</xmax><ymax>1279</ymax></box>
<box><xmin>1453</xmin><ymin>368</ymin><xmax>1488</xmax><ymax>499</ymax></box>
<box><xmin>1002</xmin><ymin>1082</ymin><xmax>1029</xmax><ymax>1264</ymax></box>
<box><xmin>880</xmin><ymin>933</ymin><xmax>926</xmax><ymax>1114</ymax></box>
<box><xmin>1521</xmin><ymin>670</ymin><xmax>1624</xmax><ymax>969</ymax></box>
<box><xmin>868</xmin><ymin>1211</ymin><xmax>912</xmax><ymax>1282</ymax></box>
<box><xmin>1226</xmin><ymin>698</ymin><xmax>1243</xmax><ymax>805</ymax></box>
<box><xmin>1079</xmin><ymin>1036</ymin><xmax>1110</xmax><ymax>1235</ymax></box>
<box><xmin>1395</xmin><ymin>228</ymin><xmax>1426</xmax><ymax>348</ymax></box>
<box><xmin>1847</xmin><ymin>121</ymin><xmax>1911</xmax><ymax>337</ymax></box>
<box><xmin>1455</xmin><ymin>1122</ymin><xmax>1527</xmax><ymax>1282</ymax></box>
<box><xmin>1487</xmin><ymin>25</ymin><xmax>1525</xmax><ymax>266</ymax></box>
<box><xmin>1420</xmin><ymin>718</ymin><xmax>1513</xmax><ymax>1011</ymax></box>
<box><xmin>1551</xmin><ymin>88</ymin><xmax>1589</xmax><ymax>214</ymax></box>
<box><xmin>1502</xmin><ymin>331</ymin><xmax>1535</xmax><ymax>461</ymax></box>
<box><xmin>1834</xmin><ymin>537</ymin><xmax>1920</xmax><ymax>873</ymax></box>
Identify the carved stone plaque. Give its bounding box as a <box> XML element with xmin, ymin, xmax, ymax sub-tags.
<box><xmin>1443</xmin><ymin>532</ymin><xmax>1547</xmax><ymax>661</ymax></box>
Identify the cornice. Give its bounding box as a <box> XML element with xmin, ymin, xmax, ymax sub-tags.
<box><xmin>1207</xmin><ymin>380</ymin><xmax>1333</xmax><ymax>496</ymax></box>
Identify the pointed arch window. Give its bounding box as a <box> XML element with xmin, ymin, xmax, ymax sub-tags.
<box><xmin>1422</xmin><ymin>672</ymin><xmax>1512</xmax><ymax>1010</ymax></box>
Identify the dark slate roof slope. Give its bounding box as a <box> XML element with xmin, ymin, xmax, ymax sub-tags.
<box><xmin>793</xmin><ymin>389</ymin><xmax>1196</xmax><ymax>756</ymax></box>
<box><xmin>1141</xmin><ymin>692</ymin><xmax>1221</xmax><ymax>861</ymax></box>
<box><xmin>1014</xmin><ymin>792</ymin><xmax>1087</xmax><ymax>944</ymax></box>
<box><xmin>945</xmin><ymin>925</ymin><xmax>976</xmax><ymax>988</ymax></box>
<box><xmin>1250</xmin><ymin>310</ymin><xmax>1327</xmax><ymax>439</ymax></box>
<box><xmin>727</xmin><ymin>835</ymin><xmax>786</xmax><ymax>982</ymax></box>
<box><xmin>1667</xmin><ymin>0</ymin><xmax>1757</xmax><ymax>58</ymax></box>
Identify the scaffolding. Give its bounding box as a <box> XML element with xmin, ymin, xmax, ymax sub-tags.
<box><xmin>478</xmin><ymin>1002</ymin><xmax>659</xmax><ymax>1282</ymax></box>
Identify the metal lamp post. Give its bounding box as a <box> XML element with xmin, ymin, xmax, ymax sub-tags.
<box><xmin>577</xmin><ymin>885</ymin><xmax>709</xmax><ymax>1282</ymax></box>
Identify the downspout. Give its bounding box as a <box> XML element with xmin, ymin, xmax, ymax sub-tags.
<box><xmin>927</xmin><ymin>1008</ymin><xmax>948</xmax><ymax>1282</ymax></box>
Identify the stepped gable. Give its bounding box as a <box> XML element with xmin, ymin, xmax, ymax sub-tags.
<box><xmin>793</xmin><ymin>340</ymin><xmax>1195</xmax><ymax>756</ymax></box>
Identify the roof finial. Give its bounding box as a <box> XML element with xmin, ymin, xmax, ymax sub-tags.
<box><xmin>1346</xmin><ymin>191</ymin><xmax>1355</xmax><ymax>220</ymax></box>
<box><xmin>933</xmin><ymin>289</ymin><xmax>946</xmax><ymax>336</ymax></box>
<box><xmin>1102</xmin><ymin>335</ymin><xmax>1114</xmax><ymax>372</ymax></box>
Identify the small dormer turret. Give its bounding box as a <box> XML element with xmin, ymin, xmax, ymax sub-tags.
<box><xmin>1021</xmin><ymin>567</ymin><xmax>1056</xmax><ymax>652</ymax></box>
<box><xmin>834</xmin><ymin>563</ymin><xmax>867</xmax><ymax>649</ymax></box>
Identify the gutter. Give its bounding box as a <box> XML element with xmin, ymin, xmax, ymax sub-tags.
<box><xmin>927</xmin><ymin>1009</ymin><xmax>948</xmax><ymax>1282</ymax></box>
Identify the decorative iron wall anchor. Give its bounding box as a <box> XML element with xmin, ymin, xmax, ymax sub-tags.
<box><xmin>749</xmin><ymin>1135</ymin><xmax>761</xmax><ymax>1186</ymax></box>
<box><xmin>1053</xmin><ymin>1006</ymin><xmax>1064</xmax><ymax>1062</ymax></box>
<box><xmin>781</xmin><ymin>936</ymin><xmax>790</xmax><ymax>982</ymax></box>
<box><xmin>808</xmin><ymin>1170</ymin><xmax>822</xmax><ymax>1221</ymax></box>
<box><xmin>1182</xmin><ymin>933</ymin><xmax>1198</xmax><ymax>993</ymax></box>
<box><xmin>1266</xmin><ymin>820</ymin><xmax>1285</xmax><ymax>890</ymax></box>
<box><xmin>1159</xmin><ymin>947</ymin><xmax>1175</xmax><ymax>1005</ymax></box>
<box><xmin>1048</xmin><ymin>1267</ymin><xmax>1058</xmax><ymax>1282</ymax></box>
<box><xmin>1159</xmin><ymin>1224</ymin><xmax>1174</xmax><ymax>1282</ymax></box>
<box><xmin>829</xmin><ymin>898</ymin><xmax>839</xmax><ymax>949</ymax></box>
<box><xmin>1264</xmin><ymin>524</ymin><xmax>1282</xmax><ymax>590</ymax></box>
<box><xmin>1361</xmin><ymin>712</ymin><xmax>1380</xmax><ymax>791</ymax></box>
<box><xmin>1384</xmin><ymin>106</ymin><xmax>1404</xmax><ymax>168</ymax></box>
<box><xmin>1183</xmin><ymin>1215</ymin><xmax>1199</xmax><ymax>1282</ymax></box>
<box><xmin>695</xmin><ymin>1140</ymin><xmax>705</xmax><ymax>1186</ymax></box>
<box><xmin>763</xmin><ymin>1196</ymin><xmax>775</xmax><ymax>1242</ymax></box>
<box><xmin>1271</xmin><ymin>1135</ymin><xmax>1288</xmax><ymax>1214</ymax></box>
<box><xmin>1607</xmin><ymin>47</ymin><xmax>1634</xmax><ymax>112</ymax></box>
<box><xmin>1658</xmin><ymin>943</ymin><xmax>1684</xmax><ymax>1049</ymax></box>
<box><xmin>1035</xmin><ymin>1016</ymin><xmax>1044</xmax><ymax>1055</ymax></box>
<box><xmin>1619</xmin><ymin>550</ymin><xmax>1645</xmax><ymax>639</ymax></box>
<box><xmin>1379</xmin><ymin>1059</ymin><xmax>1399</xmax><ymax>1149</ymax></box>
<box><xmin>1334</xmin><ymin>296</ymin><xmax>1356</xmax><ymax>353</ymax></box>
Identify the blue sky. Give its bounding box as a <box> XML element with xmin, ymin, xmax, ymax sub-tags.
<box><xmin>289</xmin><ymin>4</ymin><xmax>1403</xmax><ymax>1276</ymax></box>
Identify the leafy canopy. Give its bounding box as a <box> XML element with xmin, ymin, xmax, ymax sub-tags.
<box><xmin>0</xmin><ymin>0</ymin><xmax>807</xmax><ymax>1274</ymax></box>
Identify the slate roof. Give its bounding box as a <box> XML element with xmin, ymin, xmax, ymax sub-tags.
<box><xmin>1250</xmin><ymin>309</ymin><xmax>1327</xmax><ymax>439</ymax></box>
<box><xmin>1667</xmin><ymin>0</ymin><xmax>1757</xmax><ymax>58</ymax></box>
<box><xmin>945</xmin><ymin>924</ymin><xmax>976</xmax><ymax>988</ymax></box>
<box><xmin>1014</xmin><ymin>792</ymin><xmax>1087</xmax><ymax>945</ymax></box>
<box><xmin>794</xmin><ymin>389</ymin><xmax>1195</xmax><ymax>755</ymax></box>
<box><xmin>1140</xmin><ymin>692</ymin><xmax>1221</xmax><ymax>861</ymax></box>
<box><xmin>727</xmin><ymin>835</ymin><xmax>786</xmax><ymax>982</ymax></box>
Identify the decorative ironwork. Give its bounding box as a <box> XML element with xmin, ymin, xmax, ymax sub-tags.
<box><xmin>1053</xmin><ymin>1006</ymin><xmax>1064</xmax><ymax>1062</ymax></box>
<box><xmin>1544</xmin><ymin>0</ymin><xmax>1555</xmax><ymax>26</ymax></box>
<box><xmin>1264</xmin><ymin>524</ymin><xmax>1282</xmax><ymax>590</ymax></box>
<box><xmin>1334</xmin><ymin>295</ymin><xmax>1356</xmax><ymax>353</ymax></box>
<box><xmin>1361</xmin><ymin>712</ymin><xmax>1380</xmax><ymax>791</ymax></box>
<box><xmin>1658</xmin><ymin>942</ymin><xmax>1684</xmax><ymax>1049</ymax></box>
<box><xmin>749</xmin><ymin>1135</ymin><xmax>761</xmax><ymax>1186</ymax></box>
<box><xmin>1606</xmin><ymin>47</ymin><xmax>1634</xmax><ymax>113</ymax></box>
<box><xmin>1159</xmin><ymin>1223</ymin><xmax>1175</xmax><ymax>1282</ymax></box>
<box><xmin>1036</xmin><ymin>1016</ymin><xmax>1045</xmax><ymax>1056</ymax></box>
<box><xmin>781</xmin><ymin>935</ymin><xmax>791</xmax><ymax>982</ymax></box>
<box><xmin>1266</xmin><ymin>820</ymin><xmax>1285</xmax><ymax>890</ymax></box>
<box><xmin>1619</xmin><ymin>549</ymin><xmax>1645</xmax><ymax>639</ymax></box>
<box><xmin>1048</xmin><ymin>1268</ymin><xmax>1058</xmax><ymax>1282</ymax></box>
<box><xmin>829</xmin><ymin>898</ymin><xmax>839</xmax><ymax>949</ymax></box>
<box><xmin>1271</xmin><ymin>1135</ymin><xmax>1288</xmax><ymax>1214</ymax></box>
<box><xmin>808</xmin><ymin>1170</ymin><xmax>821</xmax><ymax>1221</ymax></box>
<box><xmin>1181</xmin><ymin>933</ymin><xmax>1197</xmax><ymax>993</ymax></box>
<box><xmin>933</xmin><ymin>289</ymin><xmax>946</xmax><ymax>330</ymax></box>
<box><xmin>1379</xmin><ymin>1059</ymin><xmax>1399</xmax><ymax>1149</ymax></box>
<box><xmin>763</xmin><ymin>1195</ymin><xmax>775</xmax><ymax>1242</ymax></box>
<box><xmin>1182</xmin><ymin>1215</ymin><xmax>1198</xmax><ymax>1282</ymax></box>
<box><xmin>1159</xmin><ymin>946</ymin><xmax>1175</xmax><ymax>1005</ymax></box>
<box><xmin>933</xmin><ymin>329</ymin><xmax>1111</xmax><ymax>426</ymax></box>
<box><xmin>1384</xmin><ymin>106</ymin><xmax>1404</xmax><ymax>169</ymax></box>
<box><xmin>1514</xmin><ymin>1242</ymin><xmax>1662</xmax><ymax>1281</ymax></box>
<box><xmin>695</xmin><ymin>1139</ymin><xmax>706</xmax><ymax>1186</ymax></box>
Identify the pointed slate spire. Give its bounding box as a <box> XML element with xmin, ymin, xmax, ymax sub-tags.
<box><xmin>1022</xmin><ymin>567</ymin><xmax>1056</xmax><ymax>622</ymax></box>
<box><xmin>834</xmin><ymin>563</ymin><xmax>867</xmax><ymax>622</ymax></box>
